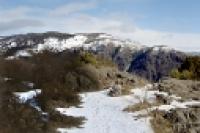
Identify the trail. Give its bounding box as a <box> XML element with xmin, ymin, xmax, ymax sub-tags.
<box><xmin>56</xmin><ymin>85</ymin><xmax>153</xmax><ymax>133</ymax></box>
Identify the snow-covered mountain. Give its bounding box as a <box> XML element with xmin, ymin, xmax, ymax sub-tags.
<box><xmin>0</xmin><ymin>32</ymin><xmax>143</xmax><ymax>57</ymax></box>
<box><xmin>0</xmin><ymin>32</ymin><xmax>185</xmax><ymax>81</ymax></box>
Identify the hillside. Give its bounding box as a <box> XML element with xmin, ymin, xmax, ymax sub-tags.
<box><xmin>0</xmin><ymin>32</ymin><xmax>199</xmax><ymax>133</ymax></box>
<box><xmin>0</xmin><ymin>50</ymin><xmax>147</xmax><ymax>132</ymax></box>
<box><xmin>0</xmin><ymin>32</ymin><xmax>186</xmax><ymax>81</ymax></box>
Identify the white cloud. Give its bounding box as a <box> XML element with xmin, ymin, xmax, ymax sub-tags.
<box><xmin>0</xmin><ymin>19</ymin><xmax>44</xmax><ymax>32</ymax></box>
<box><xmin>129</xmin><ymin>29</ymin><xmax>200</xmax><ymax>52</ymax></box>
<box><xmin>0</xmin><ymin>3</ymin><xmax>199</xmax><ymax>52</ymax></box>
<box><xmin>49</xmin><ymin>1</ymin><xmax>96</xmax><ymax>17</ymax></box>
<box><xmin>0</xmin><ymin>7</ymin><xmax>30</xmax><ymax>21</ymax></box>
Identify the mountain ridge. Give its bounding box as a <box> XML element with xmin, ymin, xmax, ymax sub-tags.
<box><xmin>0</xmin><ymin>32</ymin><xmax>186</xmax><ymax>82</ymax></box>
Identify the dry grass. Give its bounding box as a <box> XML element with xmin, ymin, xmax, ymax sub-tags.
<box><xmin>124</xmin><ymin>100</ymin><xmax>154</xmax><ymax>112</ymax></box>
<box><xmin>150</xmin><ymin>111</ymin><xmax>173</xmax><ymax>133</ymax></box>
<box><xmin>124</xmin><ymin>99</ymin><xmax>173</xmax><ymax>133</ymax></box>
<box><xmin>121</xmin><ymin>85</ymin><xmax>132</xmax><ymax>95</ymax></box>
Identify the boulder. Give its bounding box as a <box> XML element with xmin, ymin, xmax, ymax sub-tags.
<box><xmin>107</xmin><ymin>84</ymin><xmax>122</xmax><ymax>97</ymax></box>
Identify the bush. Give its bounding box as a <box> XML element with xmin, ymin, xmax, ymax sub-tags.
<box><xmin>179</xmin><ymin>70</ymin><xmax>193</xmax><ymax>80</ymax></box>
<box><xmin>180</xmin><ymin>56</ymin><xmax>200</xmax><ymax>80</ymax></box>
<box><xmin>0</xmin><ymin>51</ymin><xmax>106</xmax><ymax>132</ymax></box>
<box><xmin>0</xmin><ymin>92</ymin><xmax>46</xmax><ymax>133</ymax></box>
<box><xmin>170</xmin><ymin>56</ymin><xmax>200</xmax><ymax>80</ymax></box>
<box><xmin>170</xmin><ymin>69</ymin><xmax>181</xmax><ymax>79</ymax></box>
<box><xmin>81</xmin><ymin>52</ymin><xmax>97</xmax><ymax>65</ymax></box>
<box><xmin>0</xmin><ymin>92</ymin><xmax>83</xmax><ymax>133</ymax></box>
<box><xmin>37</xmin><ymin>83</ymin><xmax>80</xmax><ymax>111</ymax></box>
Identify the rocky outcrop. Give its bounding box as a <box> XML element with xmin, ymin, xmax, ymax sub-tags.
<box><xmin>156</xmin><ymin>78</ymin><xmax>200</xmax><ymax>100</ymax></box>
<box><xmin>128</xmin><ymin>47</ymin><xmax>186</xmax><ymax>82</ymax></box>
<box><xmin>154</xmin><ymin>78</ymin><xmax>200</xmax><ymax>133</ymax></box>
<box><xmin>164</xmin><ymin>107</ymin><xmax>200</xmax><ymax>133</ymax></box>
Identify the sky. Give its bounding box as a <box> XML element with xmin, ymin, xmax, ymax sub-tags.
<box><xmin>0</xmin><ymin>0</ymin><xmax>200</xmax><ymax>51</ymax></box>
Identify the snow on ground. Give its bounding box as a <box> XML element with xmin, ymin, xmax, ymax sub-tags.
<box><xmin>13</xmin><ymin>89</ymin><xmax>47</xmax><ymax>115</ymax></box>
<box><xmin>56</xmin><ymin>85</ymin><xmax>154</xmax><ymax>133</ymax></box>
<box><xmin>34</xmin><ymin>35</ymin><xmax>88</xmax><ymax>52</ymax></box>
<box><xmin>14</xmin><ymin>89</ymin><xmax>41</xmax><ymax>103</ymax></box>
<box><xmin>15</xmin><ymin>50</ymin><xmax>32</xmax><ymax>57</ymax></box>
<box><xmin>1</xmin><ymin>33</ymin><xmax>145</xmax><ymax>59</ymax></box>
<box><xmin>3</xmin><ymin>77</ymin><xmax>12</xmax><ymax>81</ymax></box>
<box><xmin>56</xmin><ymin>83</ymin><xmax>200</xmax><ymax>133</ymax></box>
<box><xmin>152</xmin><ymin>45</ymin><xmax>173</xmax><ymax>52</ymax></box>
<box><xmin>32</xmin><ymin>34</ymin><xmax>143</xmax><ymax>53</ymax></box>
<box><xmin>153</xmin><ymin>100</ymin><xmax>200</xmax><ymax>112</ymax></box>
<box><xmin>5</xmin><ymin>50</ymin><xmax>32</xmax><ymax>60</ymax></box>
<box><xmin>5</xmin><ymin>56</ymin><xmax>15</xmax><ymax>60</ymax></box>
<box><xmin>130</xmin><ymin>85</ymin><xmax>200</xmax><ymax>113</ymax></box>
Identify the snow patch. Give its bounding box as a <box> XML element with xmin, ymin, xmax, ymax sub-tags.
<box><xmin>9</xmin><ymin>42</ymin><xmax>17</xmax><ymax>48</ymax></box>
<box><xmin>30</xmin><ymin>34</ymin><xmax>144</xmax><ymax>53</ymax></box>
<box><xmin>154</xmin><ymin>100</ymin><xmax>200</xmax><ymax>111</ymax></box>
<box><xmin>15</xmin><ymin>50</ymin><xmax>32</xmax><ymax>57</ymax></box>
<box><xmin>131</xmin><ymin>84</ymin><xmax>200</xmax><ymax>113</ymax></box>
<box><xmin>14</xmin><ymin>89</ymin><xmax>41</xmax><ymax>103</ymax></box>
<box><xmin>98</xmin><ymin>33</ymin><xmax>113</xmax><ymax>39</ymax></box>
<box><xmin>34</xmin><ymin>35</ymin><xmax>88</xmax><ymax>52</ymax></box>
<box><xmin>5</xmin><ymin>56</ymin><xmax>15</xmax><ymax>60</ymax></box>
<box><xmin>152</xmin><ymin>45</ymin><xmax>173</xmax><ymax>52</ymax></box>
<box><xmin>14</xmin><ymin>89</ymin><xmax>48</xmax><ymax>116</ymax></box>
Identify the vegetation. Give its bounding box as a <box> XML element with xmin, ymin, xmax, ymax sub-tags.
<box><xmin>124</xmin><ymin>100</ymin><xmax>152</xmax><ymax>112</ymax></box>
<box><xmin>170</xmin><ymin>69</ymin><xmax>193</xmax><ymax>80</ymax></box>
<box><xmin>0</xmin><ymin>50</ymin><xmax>113</xmax><ymax>132</ymax></box>
<box><xmin>0</xmin><ymin>91</ymin><xmax>84</xmax><ymax>133</ymax></box>
<box><xmin>150</xmin><ymin>111</ymin><xmax>173</xmax><ymax>133</ymax></box>
<box><xmin>170</xmin><ymin>56</ymin><xmax>200</xmax><ymax>80</ymax></box>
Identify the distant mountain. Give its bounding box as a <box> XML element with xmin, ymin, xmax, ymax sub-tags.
<box><xmin>0</xmin><ymin>32</ymin><xmax>186</xmax><ymax>82</ymax></box>
<box><xmin>0</xmin><ymin>32</ymin><xmax>142</xmax><ymax>56</ymax></box>
<box><xmin>185</xmin><ymin>52</ymin><xmax>200</xmax><ymax>56</ymax></box>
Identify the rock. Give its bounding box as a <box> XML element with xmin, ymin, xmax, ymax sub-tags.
<box><xmin>155</xmin><ymin>94</ymin><xmax>171</xmax><ymax>104</ymax></box>
<box><xmin>107</xmin><ymin>84</ymin><xmax>122</xmax><ymax>97</ymax></box>
<box><xmin>164</xmin><ymin>108</ymin><xmax>200</xmax><ymax>133</ymax></box>
<box><xmin>128</xmin><ymin>47</ymin><xmax>186</xmax><ymax>82</ymax></box>
<box><xmin>157</xmin><ymin>78</ymin><xmax>200</xmax><ymax>101</ymax></box>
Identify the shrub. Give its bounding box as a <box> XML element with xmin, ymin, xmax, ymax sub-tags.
<box><xmin>170</xmin><ymin>69</ymin><xmax>181</xmax><ymax>79</ymax></box>
<box><xmin>37</xmin><ymin>83</ymin><xmax>80</xmax><ymax>111</ymax></box>
<box><xmin>0</xmin><ymin>92</ymin><xmax>83</xmax><ymax>133</ymax></box>
<box><xmin>0</xmin><ymin>92</ymin><xmax>46</xmax><ymax>133</ymax></box>
<box><xmin>81</xmin><ymin>52</ymin><xmax>97</xmax><ymax>65</ymax></box>
<box><xmin>150</xmin><ymin>111</ymin><xmax>173</xmax><ymax>133</ymax></box>
<box><xmin>179</xmin><ymin>70</ymin><xmax>193</xmax><ymax>80</ymax></box>
<box><xmin>170</xmin><ymin>56</ymin><xmax>200</xmax><ymax>80</ymax></box>
<box><xmin>0</xmin><ymin>50</ymin><xmax>113</xmax><ymax>132</ymax></box>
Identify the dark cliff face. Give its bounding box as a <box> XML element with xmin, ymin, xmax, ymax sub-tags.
<box><xmin>91</xmin><ymin>45</ymin><xmax>186</xmax><ymax>82</ymax></box>
<box><xmin>127</xmin><ymin>48</ymin><xmax>186</xmax><ymax>82</ymax></box>
<box><xmin>91</xmin><ymin>45</ymin><xmax>135</xmax><ymax>71</ymax></box>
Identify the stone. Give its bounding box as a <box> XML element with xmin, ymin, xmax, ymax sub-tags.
<box><xmin>107</xmin><ymin>84</ymin><xmax>122</xmax><ymax>97</ymax></box>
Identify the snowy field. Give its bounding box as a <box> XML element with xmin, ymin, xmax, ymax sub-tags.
<box><xmin>56</xmin><ymin>85</ymin><xmax>154</xmax><ymax>133</ymax></box>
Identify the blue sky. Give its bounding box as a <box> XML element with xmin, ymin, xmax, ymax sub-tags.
<box><xmin>0</xmin><ymin>0</ymin><xmax>200</xmax><ymax>51</ymax></box>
